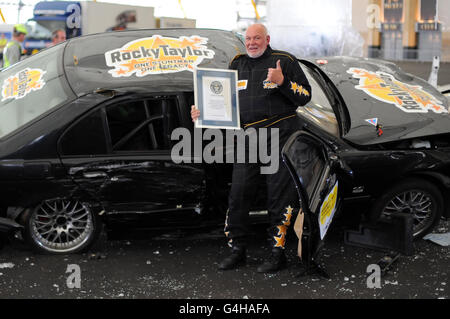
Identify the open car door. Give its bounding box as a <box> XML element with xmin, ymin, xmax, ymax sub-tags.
<box><xmin>282</xmin><ymin>130</ymin><xmax>351</xmax><ymax>275</ymax></box>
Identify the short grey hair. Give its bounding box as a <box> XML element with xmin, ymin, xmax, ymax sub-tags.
<box><xmin>52</xmin><ymin>29</ymin><xmax>65</xmax><ymax>40</ymax></box>
<box><xmin>250</xmin><ymin>23</ymin><xmax>268</xmax><ymax>36</ymax></box>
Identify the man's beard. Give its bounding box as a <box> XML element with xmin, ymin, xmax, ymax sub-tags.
<box><xmin>247</xmin><ymin>49</ymin><xmax>265</xmax><ymax>58</ymax></box>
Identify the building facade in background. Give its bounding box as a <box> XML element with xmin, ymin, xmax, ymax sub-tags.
<box><xmin>2</xmin><ymin>0</ymin><xmax>449</xmax><ymax>62</ymax></box>
<box><xmin>353</xmin><ymin>0</ymin><xmax>450</xmax><ymax>62</ymax></box>
<box><xmin>262</xmin><ymin>0</ymin><xmax>450</xmax><ymax>62</ymax></box>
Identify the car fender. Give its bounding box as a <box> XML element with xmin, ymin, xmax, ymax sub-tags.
<box><xmin>411</xmin><ymin>171</ymin><xmax>450</xmax><ymax>218</ymax></box>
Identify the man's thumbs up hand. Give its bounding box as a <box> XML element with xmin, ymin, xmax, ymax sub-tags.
<box><xmin>266</xmin><ymin>59</ymin><xmax>284</xmax><ymax>86</ymax></box>
<box><xmin>276</xmin><ymin>59</ymin><xmax>282</xmax><ymax>70</ymax></box>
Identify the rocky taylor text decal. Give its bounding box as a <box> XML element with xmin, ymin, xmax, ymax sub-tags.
<box><xmin>105</xmin><ymin>35</ymin><xmax>215</xmax><ymax>77</ymax></box>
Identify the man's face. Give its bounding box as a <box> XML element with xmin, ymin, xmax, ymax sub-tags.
<box><xmin>245</xmin><ymin>25</ymin><xmax>269</xmax><ymax>58</ymax></box>
<box><xmin>17</xmin><ymin>33</ymin><xmax>26</xmax><ymax>43</ymax></box>
<box><xmin>53</xmin><ymin>31</ymin><xmax>66</xmax><ymax>44</ymax></box>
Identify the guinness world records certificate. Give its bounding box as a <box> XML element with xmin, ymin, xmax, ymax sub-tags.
<box><xmin>193</xmin><ymin>67</ymin><xmax>240</xmax><ymax>129</ymax></box>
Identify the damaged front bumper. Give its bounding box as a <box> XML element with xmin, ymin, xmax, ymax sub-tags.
<box><xmin>0</xmin><ymin>217</ymin><xmax>23</xmax><ymax>248</ymax></box>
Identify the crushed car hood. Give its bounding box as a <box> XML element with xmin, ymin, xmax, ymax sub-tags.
<box><xmin>316</xmin><ymin>56</ymin><xmax>450</xmax><ymax>145</ymax></box>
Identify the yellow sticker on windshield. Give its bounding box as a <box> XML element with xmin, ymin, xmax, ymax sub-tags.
<box><xmin>1</xmin><ymin>68</ymin><xmax>46</xmax><ymax>101</ymax></box>
<box><xmin>105</xmin><ymin>35</ymin><xmax>215</xmax><ymax>77</ymax></box>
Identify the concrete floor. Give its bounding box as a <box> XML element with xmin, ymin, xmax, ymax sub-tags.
<box><xmin>0</xmin><ymin>217</ymin><xmax>448</xmax><ymax>300</ymax></box>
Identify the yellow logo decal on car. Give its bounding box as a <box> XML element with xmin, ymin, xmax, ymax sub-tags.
<box><xmin>1</xmin><ymin>68</ymin><xmax>46</xmax><ymax>101</ymax></box>
<box><xmin>347</xmin><ymin>67</ymin><xmax>448</xmax><ymax>114</ymax></box>
<box><xmin>105</xmin><ymin>35</ymin><xmax>215</xmax><ymax>77</ymax></box>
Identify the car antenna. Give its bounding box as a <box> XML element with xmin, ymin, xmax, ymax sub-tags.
<box><xmin>428</xmin><ymin>56</ymin><xmax>439</xmax><ymax>88</ymax></box>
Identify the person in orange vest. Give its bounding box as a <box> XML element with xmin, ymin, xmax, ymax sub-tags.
<box><xmin>3</xmin><ymin>24</ymin><xmax>27</xmax><ymax>68</ymax></box>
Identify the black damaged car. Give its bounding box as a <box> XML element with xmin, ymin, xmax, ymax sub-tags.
<box><xmin>283</xmin><ymin>57</ymin><xmax>450</xmax><ymax>244</ymax></box>
<box><xmin>0</xmin><ymin>29</ymin><xmax>449</xmax><ymax>254</ymax></box>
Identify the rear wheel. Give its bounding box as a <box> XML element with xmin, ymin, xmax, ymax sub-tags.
<box><xmin>23</xmin><ymin>199</ymin><xmax>101</xmax><ymax>254</ymax></box>
<box><xmin>369</xmin><ymin>178</ymin><xmax>443</xmax><ymax>239</ymax></box>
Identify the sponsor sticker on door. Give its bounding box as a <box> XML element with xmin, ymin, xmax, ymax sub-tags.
<box><xmin>105</xmin><ymin>35</ymin><xmax>215</xmax><ymax>77</ymax></box>
<box><xmin>319</xmin><ymin>181</ymin><xmax>338</xmax><ymax>240</ymax></box>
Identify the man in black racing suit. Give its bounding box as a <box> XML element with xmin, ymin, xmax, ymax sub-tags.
<box><xmin>192</xmin><ymin>24</ymin><xmax>311</xmax><ymax>272</ymax></box>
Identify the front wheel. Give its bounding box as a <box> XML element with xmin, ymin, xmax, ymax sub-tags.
<box><xmin>23</xmin><ymin>199</ymin><xmax>102</xmax><ymax>254</ymax></box>
<box><xmin>369</xmin><ymin>178</ymin><xmax>443</xmax><ymax>239</ymax></box>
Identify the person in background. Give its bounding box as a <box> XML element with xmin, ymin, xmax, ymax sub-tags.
<box><xmin>0</xmin><ymin>33</ymin><xmax>8</xmax><ymax>52</ymax></box>
<box><xmin>191</xmin><ymin>23</ymin><xmax>311</xmax><ymax>273</ymax></box>
<box><xmin>3</xmin><ymin>24</ymin><xmax>27</xmax><ymax>68</ymax></box>
<box><xmin>51</xmin><ymin>29</ymin><xmax>67</xmax><ymax>46</ymax></box>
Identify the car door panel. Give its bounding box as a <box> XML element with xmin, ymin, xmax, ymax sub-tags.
<box><xmin>282</xmin><ymin>130</ymin><xmax>348</xmax><ymax>261</ymax></box>
<box><xmin>58</xmin><ymin>94</ymin><xmax>206</xmax><ymax>216</ymax></box>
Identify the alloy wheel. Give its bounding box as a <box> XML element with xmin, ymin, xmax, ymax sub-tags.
<box><xmin>29</xmin><ymin>199</ymin><xmax>94</xmax><ymax>253</ymax></box>
<box><xmin>382</xmin><ymin>190</ymin><xmax>435</xmax><ymax>237</ymax></box>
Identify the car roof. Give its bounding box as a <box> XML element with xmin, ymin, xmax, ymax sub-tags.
<box><xmin>63</xmin><ymin>28</ymin><xmax>246</xmax><ymax>96</ymax></box>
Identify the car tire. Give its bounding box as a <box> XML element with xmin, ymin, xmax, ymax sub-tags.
<box><xmin>22</xmin><ymin>199</ymin><xmax>102</xmax><ymax>254</ymax></box>
<box><xmin>369</xmin><ymin>178</ymin><xmax>443</xmax><ymax>239</ymax></box>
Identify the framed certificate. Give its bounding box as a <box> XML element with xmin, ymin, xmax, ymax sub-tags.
<box><xmin>193</xmin><ymin>67</ymin><xmax>240</xmax><ymax>130</ymax></box>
